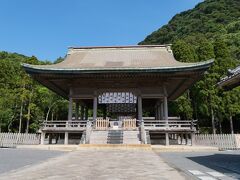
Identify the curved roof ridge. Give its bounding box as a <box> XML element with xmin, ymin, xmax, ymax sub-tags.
<box><xmin>22</xmin><ymin>45</ymin><xmax>214</xmax><ymax>74</ymax></box>
<box><xmin>68</xmin><ymin>44</ymin><xmax>172</xmax><ymax>49</ymax></box>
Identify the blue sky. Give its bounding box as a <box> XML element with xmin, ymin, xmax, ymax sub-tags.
<box><xmin>0</xmin><ymin>0</ymin><xmax>203</xmax><ymax>61</ymax></box>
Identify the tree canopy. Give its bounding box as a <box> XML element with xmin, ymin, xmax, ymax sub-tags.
<box><xmin>0</xmin><ymin>52</ymin><xmax>67</xmax><ymax>133</ymax></box>
<box><xmin>140</xmin><ymin>0</ymin><xmax>240</xmax><ymax>133</ymax></box>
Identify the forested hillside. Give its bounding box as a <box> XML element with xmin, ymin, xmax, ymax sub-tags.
<box><xmin>140</xmin><ymin>0</ymin><xmax>240</xmax><ymax>133</ymax></box>
<box><xmin>1</xmin><ymin>0</ymin><xmax>240</xmax><ymax>134</ymax></box>
<box><xmin>140</xmin><ymin>0</ymin><xmax>240</xmax><ymax>61</ymax></box>
<box><xmin>0</xmin><ymin>52</ymin><xmax>67</xmax><ymax>133</ymax></box>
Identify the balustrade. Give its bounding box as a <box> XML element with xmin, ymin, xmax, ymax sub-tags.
<box><xmin>41</xmin><ymin>118</ymin><xmax>196</xmax><ymax>131</ymax></box>
<box><xmin>42</xmin><ymin>120</ymin><xmax>87</xmax><ymax>130</ymax></box>
<box><xmin>95</xmin><ymin>118</ymin><xmax>109</xmax><ymax>130</ymax></box>
<box><xmin>122</xmin><ymin>119</ymin><xmax>137</xmax><ymax>130</ymax></box>
<box><xmin>143</xmin><ymin>119</ymin><xmax>197</xmax><ymax>130</ymax></box>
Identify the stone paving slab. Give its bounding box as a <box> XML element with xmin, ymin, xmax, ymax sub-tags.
<box><xmin>152</xmin><ymin>145</ymin><xmax>219</xmax><ymax>152</ymax></box>
<box><xmin>0</xmin><ymin>149</ymin><xmax>186</xmax><ymax>180</ymax></box>
<box><xmin>0</xmin><ymin>148</ymin><xmax>65</xmax><ymax>174</ymax></box>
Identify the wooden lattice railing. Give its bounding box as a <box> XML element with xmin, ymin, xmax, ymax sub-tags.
<box><xmin>95</xmin><ymin>118</ymin><xmax>109</xmax><ymax>130</ymax></box>
<box><xmin>123</xmin><ymin>118</ymin><xmax>136</xmax><ymax>130</ymax></box>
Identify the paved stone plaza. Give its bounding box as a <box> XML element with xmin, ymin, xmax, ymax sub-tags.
<box><xmin>0</xmin><ymin>149</ymin><xmax>185</xmax><ymax>180</ymax></box>
<box><xmin>159</xmin><ymin>151</ymin><xmax>240</xmax><ymax>180</ymax></box>
<box><xmin>0</xmin><ymin>148</ymin><xmax>65</xmax><ymax>174</ymax></box>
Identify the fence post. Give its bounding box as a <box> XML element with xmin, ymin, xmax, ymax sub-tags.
<box><xmin>40</xmin><ymin>132</ymin><xmax>45</xmax><ymax>145</ymax></box>
<box><xmin>191</xmin><ymin>133</ymin><xmax>195</xmax><ymax>146</ymax></box>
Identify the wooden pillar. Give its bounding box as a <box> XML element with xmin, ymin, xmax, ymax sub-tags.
<box><xmin>68</xmin><ymin>97</ymin><xmax>73</xmax><ymax>121</ymax></box>
<box><xmin>155</xmin><ymin>104</ymin><xmax>158</xmax><ymax>120</ymax></box>
<box><xmin>137</xmin><ymin>95</ymin><xmax>143</xmax><ymax>122</ymax></box>
<box><xmin>163</xmin><ymin>96</ymin><xmax>168</xmax><ymax>126</ymax></box>
<box><xmin>165</xmin><ymin>132</ymin><xmax>169</xmax><ymax>146</ymax></box>
<box><xmin>177</xmin><ymin>134</ymin><xmax>181</xmax><ymax>144</ymax></box>
<box><xmin>49</xmin><ymin>134</ymin><xmax>52</xmax><ymax>144</ymax></box>
<box><xmin>64</xmin><ymin>132</ymin><xmax>69</xmax><ymax>145</ymax></box>
<box><xmin>185</xmin><ymin>134</ymin><xmax>188</xmax><ymax>145</ymax></box>
<box><xmin>180</xmin><ymin>134</ymin><xmax>184</xmax><ymax>145</ymax></box>
<box><xmin>40</xmin><ymin>132</ymin><xmax>45</xmax><ymax>145</ymax></box>
<box><xmin>93</xmin><ymin>96</ymin><xmax>98</xmax><ymax>121</ymax></box>
<box><xmin>157</xmin><ymin>104</ymin><xmax>161</xmax><ymax>120</ymax></box>
<box><xmin>160</xmin><ymin>102</ymin><xmax>164</xmax><ymax>120</ymax></box>
<box><xmin>81</xmin><ymin>105</ymin><xmax>84</xmax><ymax>120</ymax></box>
<box><xmin>85</xmin><ymin>106</ymin><xmax>88</xmax><ymax>120</ymax></box>
<box><xmin>163</xmin><ymin>86</ymin><xmax>168</xmax><ymax>125</ymax></box>
<box><xmin>76</xmin><ymin>102</ymin><xmax>79</xmax><ymax>120</ymax></box>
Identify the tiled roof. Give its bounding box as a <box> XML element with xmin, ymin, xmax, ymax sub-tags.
<box><xmin>218</xmin><ymin>65</ymin><xmax>240</xmax><ymax>89</ymax></box>
<box><xmin>22</xmin><ymin>45</ymin><xmax>213</xmax><ymax>73</ymax></box>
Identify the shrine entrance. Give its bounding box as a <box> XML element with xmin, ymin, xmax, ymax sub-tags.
<box><xmin>95</xmin><ymin>91</ymin><xmax>138</xmax><ymax>130</ymax></box>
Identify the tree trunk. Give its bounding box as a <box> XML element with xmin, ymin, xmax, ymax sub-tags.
<box><xmin>18</xmin><ymin>99</ymin><xmax>24</xmax><ymax>133</ymax></box>
<box><xmin>51</xmin><ymin>111</ymin><xmax>54</xmax><ymax>121</ymax></box>
<box><xmin>219</xmin><ymin>120</ymin><xmax>222</xmax><ymax>134</ymax></box>
<box><xmin>45</xmin><ymin>107</ymin><xmax>51</xmax><ymax>121</ymax></box>
<box><xmin>45</xmin><ymin>102</ymin><xmax>56</xmax><ymax>121</ymax></box>
<box><xmin>8</xmin><ymin>102</ymin><xmax>18</xmax><ymax>132</ymax></box>
<box><xmin>210</xmin><ymin>107</ymin><xmax>216</xmax><ymax>134</ymax></box>
<box><xmin>229</xmin><ymin>114</ymin><xmax>234</xmax><ymax>134</ymax></box>
<box><xmin>26</xmin><ymin>89</ymin><xmax>33</xmax><ymax>134</ymax></box>
<box><xmin>25</xmin><ymin>102</ymin><xmax>31</xmax><ymax>133</ymax></box>
<box><xmin>0</xmin><ymin>119</ymin><xmax>2</xmax><ymax>133</ymax></box>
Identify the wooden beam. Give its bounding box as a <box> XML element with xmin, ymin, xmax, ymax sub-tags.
<box><xmin>93</xmin><ymin>96</ymin><xmax>98</xmax><ymax>121</ymax></box>
<box><xmin>137</xmin><ymin>95</ymin><xmax>143</xmax><ymax>121</ymax></box>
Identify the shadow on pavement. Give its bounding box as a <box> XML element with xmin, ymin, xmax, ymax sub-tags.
<box><xmin>187</xmin><ymin>153</ymin><xmax>240</xmax><ymax>178</ymax></box>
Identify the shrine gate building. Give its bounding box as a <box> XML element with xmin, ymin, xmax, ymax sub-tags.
<box><xmin>23</xmin><ymin>45</ymin><xmax>213</xmax><ymax>146</ymax></box>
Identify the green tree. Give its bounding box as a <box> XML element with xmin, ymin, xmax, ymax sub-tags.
<box><xmin>172</xmin><ymin>40</ymin><xmax>197</xmax><ymax>62</ymax></box>
<box><xmin>222</xmin><ymin>87</ymin><xmax>240</xmax><ymax>134</ymax></box>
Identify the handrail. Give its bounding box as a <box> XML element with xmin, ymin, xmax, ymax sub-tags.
<box><xmin>41</xmin><ymin>119</ymin><xmax>196</xmax><ymax>130</ymax></box>
<box><xmin>143</xmin><ymin>119</ymin><xmax>197</xmax><ymax>130</ymax></box>
<box><xmin>42</xmin><ymin>120</ymin><xmax>88</xmax><ymax>129</ymax></box>
<box><xmin>43</xmin><ymin>120</ymin><xmax>87</xmax><ymax>123</ymax></box>
<box><xmin>143</xmin><ymin>119</ymin><xmax>197</xmax><ymax>122</ymax></box>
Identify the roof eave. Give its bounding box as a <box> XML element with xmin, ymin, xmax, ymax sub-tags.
<box><xmin>22</xmin><ymin>59</ymin><xmax>214</xmax><ymax>75</ymax></box>
<box><xmin>218</xmin><ymin>73</ymin><xmax>240</xmax><ymax>90</ymax></box>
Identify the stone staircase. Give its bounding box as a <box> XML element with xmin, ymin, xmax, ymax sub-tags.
<box><xmin>89</xmin><ymin>130</ymin><xmax>108</xmax><ymax>144</ymax></box>
<box><xmin>89</xmin><ymin>130</ymin><xmax>142</xmax><ymax>144</ymax></box>
<box><xmin>107</xmin><ymin>130</ymin><xmax>123</xmax><ymax>144</ymax></box>
<box><xmin>123</xmin><ymin>130</ymin><xmax>141</xmax><ymax>144</ymax></box>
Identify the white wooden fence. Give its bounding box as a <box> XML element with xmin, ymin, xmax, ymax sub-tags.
<box><xmin>195</xmin><ymin>134</ymin><xmax>240</xmax><ymax>150</ymax></box>
<box><xmin>0</xmin><ymin>133</ymin><xmax>40</xmax><ymax>148</ymax></box>
<box><xmin>123</xmin><ymin>119</ymin><xmax>136</xmax><ymax>130</ymax></box>
<box><xmin>95</xmin><ymin>118</ymin><xmax>109</xmax><ymax>130</ymax></box>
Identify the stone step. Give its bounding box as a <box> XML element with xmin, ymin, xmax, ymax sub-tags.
<box><xmin>107</xmin><ymin>130</ymin><xmax>123</xmax><ymax>144</ymax></box>
<box><xmin>123</xmin><ymin>131</ymin><xmax>141</xmax><ymax>144</ymax></box>
<box><xmin>79</xmin><ymin>144</ymin><xmax>152</xmax><ymax>150</ymax></box>
<box><xmin>89</xmin><ymin>131</ymin><xmax>108</xmax><ymax>144</ymax></box>
<box><xmin>90</xmin><ymin>130</ymin><xmax>142</xmax><ymax>144</ymax></box>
